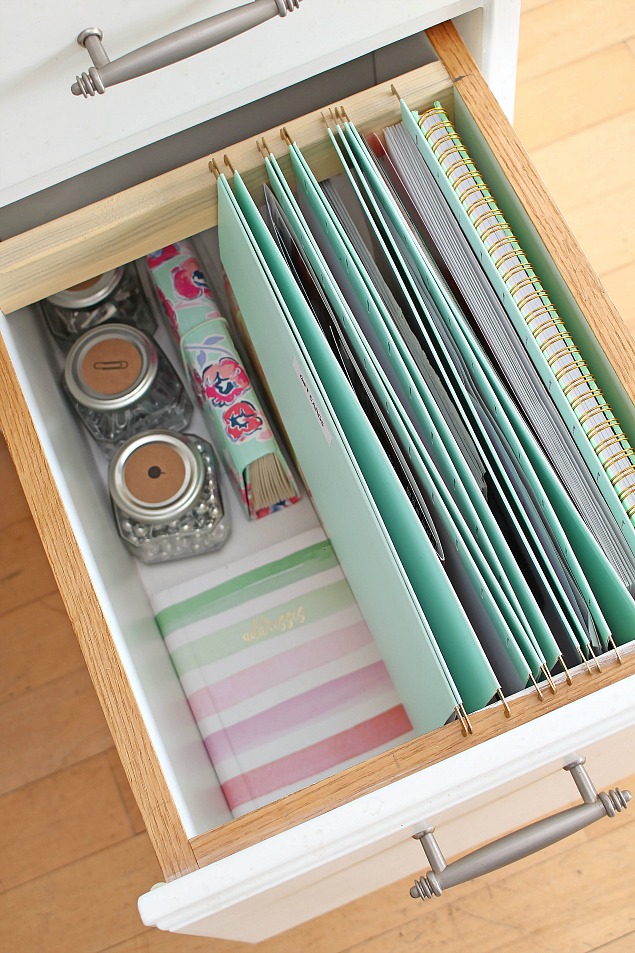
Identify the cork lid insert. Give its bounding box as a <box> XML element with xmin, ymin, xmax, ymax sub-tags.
<box><xmin>81</xmin><ymin>338</ymin><xmax>143</xmax><ymax>396</ymax></box>
<box><xmin>123</xmin><ymin>441</ymin><xmax>188</xmax><ymax>506</ymax></box>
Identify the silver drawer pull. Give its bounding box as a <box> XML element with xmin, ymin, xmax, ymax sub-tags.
<box><xmin>72</xmin><ymin>0</ymin><xmax>302</xmax><ymax>98</ymax></box>
<box><xmin>410</xmin><ymin>757</ymin><xmax>631</xmax><ymax>901</ymax></box>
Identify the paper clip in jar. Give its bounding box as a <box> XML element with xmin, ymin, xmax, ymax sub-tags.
<box><xmin>109</xmin><ymin>430</ymin><xmax>230</xmax><ymax>563</ymax></box>
<box><xmin>42</xmin><ymin>265</ymin><xmax>157</xmax><ymax>345</ymax></box>
<box><xmin>63</xmin><ymin>323</ymin><xmax>192</xmax><ymax>453</ymax></box>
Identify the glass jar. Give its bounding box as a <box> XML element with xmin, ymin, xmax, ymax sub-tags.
<box><xmin>42</xmin><ymin>263</ymin><xmax>156</xmax><ymax>345</ymax></box>
<box><xmin>109</xmin><ymin>430</ymin><xmax>230</xmax><ymax>563</ymax></box>
<box><xmin>63</xmin><ymin>324</ymin><xmax>192</xmax><ymax>454</ymax></box>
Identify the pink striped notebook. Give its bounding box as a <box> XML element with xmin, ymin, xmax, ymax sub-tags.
<box><xmin>151</xmin><ymin>529</ymin><xmax>414</xmax><ymax>816</ymax></box>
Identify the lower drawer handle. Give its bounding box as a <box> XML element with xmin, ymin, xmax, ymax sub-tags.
<box><xmin>72</xmin><ymin>0</ymin><xmax>302</xmax><ymax>98</ymax></box>
<box><xmin>410</xmin><ymin>757</ymin><xmax>631</xmax><ymax>900</ymax></box>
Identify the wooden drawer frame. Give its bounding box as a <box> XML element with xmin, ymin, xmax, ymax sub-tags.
<box><xmin>1</xmin><ymin>21</ymin><xmax>634</xmax><ymax>887</ymax></box>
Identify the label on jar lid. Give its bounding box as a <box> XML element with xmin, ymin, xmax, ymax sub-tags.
<box><xmin>122</xmin><ymin>442</ymin><xmax>188</xmax><ymax>506</ymax></box>
<box><xmin>81</xmin><ymin>338</ymin><xmax>143</xmax><ymax>396</ymax></box>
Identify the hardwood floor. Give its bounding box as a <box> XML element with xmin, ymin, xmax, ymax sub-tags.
<box><xmin>1</xmin><ymin>2</ymin><xmax>634</xmax><ymax>950</ymax></box>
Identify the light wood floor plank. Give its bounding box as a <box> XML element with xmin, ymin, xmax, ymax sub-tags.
<box><xmin>596</xmin><ymin>933</ymin><xmax>635</xmax><ymax>952</ymax></box>
<box><xmin>517</xmin><ymin>0</ymin><xmax>635</xmax><ymax>84</ymax></box>
<box><xmin>0</xmin><ymin>666</ymin><xmax>114</xmax><ymax>794</ymax></box>
<box><xmin>565</xmin><ymin>181</ymin><xmax>635</xmax><ymax>276</ymax></box>
<box><xmin>0</xmin><ymin>516</ymin><xmax>58</xmax><ymax>615</ymax></box>
<box><xmin>0</xmin><ymin>835</ymin><xmax>162</xmax><ymax>953</ymax></box>
<box><xmin>0</xmin><ymin>592</ymin><xmax>84</xmax><ymax>703</ymax></box>
<box><xmin>526</xmin><ymin>110</ymin><xmax>635</xmax><ymax>213</ymax></box>
<box><xmin>103</xmin><ymin>929</ymin><xmax>234</xmax><ymax>952</ymax></box>
<box><xmin>0</xmin><ymin>751</ymin><xmax>135</xmax><ymax>890</ymax></box>
<box><xmin>515</xmin><ymin>44</ymin><xmax>635</xmax><ymax>151</ymax></box>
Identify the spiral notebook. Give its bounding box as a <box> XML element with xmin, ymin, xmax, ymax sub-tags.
<box><xmin>380</xmin><ymin>120</ymin><xmax>635</xmax><ymax>592</ymax></box>
<box><xmin>409</xmin><ymin>102</ymin><xmax>635</xmax><ymax>531</ymax></box>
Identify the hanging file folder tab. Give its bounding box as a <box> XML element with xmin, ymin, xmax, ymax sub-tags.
<box><xmin>529</xmin><ymin>673</ymin><xmax>544</xmax><ymax>701</ymax></box>
<box><xmin>588</xmin><ymin>644</ymin><xmax>603</xmax><ymax>674</ymax></box>
<box><xmin>454</xmin><ymin>706</ymin><xmax>474</xmax><ymax>737</ymax></box>
<box><xmin>496</xmin><ymin>689</ymin><xmax>511</xmax><ymax>718</ymax></box>
<box><xmin>575</xmin><ymin>643</ymin><xmax>594</xmax><ymax>675</ymax></box>
<box><xmin>558</xmin><ymin>655</ymin><xmax>574</xmax><ymax>686</ymax></box>
<box><xmin>540</xmin><ymin>664</ymin><xmax>557</xmax><ymax>695</ymax></box>
<box><xmin>607</xmin><ymin>633</ymin><xmax>623</xmax><ymax>664</ymax></box>
<box><xmin>256</xmin><ymin>136</ymin><xmax>272</xmax><ymax>159</ymax></box>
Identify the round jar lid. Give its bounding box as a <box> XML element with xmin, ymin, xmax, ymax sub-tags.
<box><xmin>109</xmin><ymin>430</ymin><xmax>205</xmax><ymax>523</ymax></box>
<box><xmin>46</xmin><ymin>268</ymin><xmax>123</xmax><ymax>309</ymax></box>
<box><xmin>64</xmin><ymin>324</ymin><xmax>157</xmax><ymax>410</ymax></box>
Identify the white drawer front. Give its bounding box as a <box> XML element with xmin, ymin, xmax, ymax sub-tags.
<box><xmin>0</xmin><ymin>0</ymin><xmax>521</xmax><ymax>208</ymax></box>
<box><xmin>139</xmin><ymin>672</ymin><xmax>635</xmax><ymax>942</ymax></box>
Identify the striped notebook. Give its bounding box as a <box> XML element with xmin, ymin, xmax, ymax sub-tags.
<box><xmin>151</xmin><ymin>529</ymin><xmax>414</xmax><ymax>816</ymax></box>
<box><xmin>416</xmin><ymin>103</ymin><xmax>635</xmax><ymax>527</ymax></box>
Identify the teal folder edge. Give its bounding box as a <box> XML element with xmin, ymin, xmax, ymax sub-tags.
<box><xmin>215</xmin><ymin>172</ymin><xmax>462</xmax><ymax>729</ymax></box>
<box><xmin>284</xmin><ymin>140</ymin><xmax>535</xmax><ymax>690</ymax></box>
<box><xmin>227</xmin><ymin>168</ymin><xmax>501</xmax><ymax>713</ymax></box>
<box><xmin>400</xmin><ymin>102</ymin><xmax>635</xmax><ymax>558</ymax></box>
<box><xmin>339</xmin><ymin>120</ymin><xmax>600</xmax><ymax>655</ymax></box>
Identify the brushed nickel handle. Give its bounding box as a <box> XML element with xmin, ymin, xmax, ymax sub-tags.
<box><xmin>72</xmin><ymin>0</ymin><xmax>302</xmax><ymax>97</ymax></box>
<box><xmin>410</xmin><ymin>757</ymin><xmax>631</xmax><ymax>900</ymax></box>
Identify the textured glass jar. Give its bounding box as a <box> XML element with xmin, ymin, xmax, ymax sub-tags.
<box><xmin>42</xmin><ymin>264</ymin><xmax>157</xmax><ymax>346</ymax></box>
<box><xmin>109</xmin><ymin>430</ymin><xmax>230</xmax><ymax>563</ymax></box>
<box><xmin>63</xmin><ymin>324</ymin><xmax>192</xmax><ymax>454</ymax></box>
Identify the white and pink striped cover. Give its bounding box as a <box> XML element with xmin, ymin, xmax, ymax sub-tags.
<box><xmin>151</xmin><ymin>528</ymin><xmax>414</xmax><ymax>817</ymax></box>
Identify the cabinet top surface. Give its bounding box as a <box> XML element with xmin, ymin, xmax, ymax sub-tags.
<box><xmin>0</xmin><ymin>0</ymin><xmax>487</xmax><ymax>209</ymax></box>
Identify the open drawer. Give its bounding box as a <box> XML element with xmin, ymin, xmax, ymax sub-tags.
<box><xmin>0</xmin><ymin>22</ymin><xmax>634</xmax><ymax>944</ymax></box>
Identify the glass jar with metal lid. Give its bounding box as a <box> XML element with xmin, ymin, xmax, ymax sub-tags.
<box><xmin>63</xmin><ymin>323</ymin><xmax>192</xmax><ymax>453</ymax></box>
<box><xmin>109</xmin><ymin>430</ymin><xmax>230</xmax><ymax>563</ymax></box>
<box><xmin>42</xmin><ymin>263</ymin><xmax>156</xmax><ymax>345</ymax></box>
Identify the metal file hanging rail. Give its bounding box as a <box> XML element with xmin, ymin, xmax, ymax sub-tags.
<box><xmin>72</xmin><ymin>0</ymin><xmax>302</xmax><ymax>98</ymax></box>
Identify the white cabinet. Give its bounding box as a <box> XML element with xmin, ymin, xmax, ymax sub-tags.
<box><xmin>1</xmin><ymin>3</ymin><xmax>634</xmax><ymax>945</ymax></box>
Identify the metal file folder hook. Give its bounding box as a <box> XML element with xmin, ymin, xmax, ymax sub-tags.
<box><xmin>409</xmin><ymin>757</ymin><xmax>631</xmax><ymax>901</ymax></box>
<box><xmin>72</xmin><ymin>0</ymin><xmax>302</xmax><ymax>97</ymax></box>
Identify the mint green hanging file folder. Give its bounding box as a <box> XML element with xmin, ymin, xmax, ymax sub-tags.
<box><xmin>215</xmin><ymin>173</ymin><xmax>463</xmax><ymax>729</ymax></box>
<box><xmin>220</xmin><ymin>170</ymin><xmax>501</xmax><ymax>714</ymax></box>
<box><xmin>339</xmin><ymin>118</ymin><xmax>610</xmax><ymax>657</ymax></box>
<box><xmin>272</xmin><ymin>147</ymin><xmax>534</xmax><ymax>693</ymax></box>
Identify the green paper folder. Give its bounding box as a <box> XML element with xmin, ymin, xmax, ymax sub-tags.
<box><xmin>395</xmin><ymin>105</ymin><xmax>635</xmax><ymax>644</ymax></box>
<box><xmin>279</xmin><ymin>146</ymin><xmax>534</xmax><ymax>693</ymax></box>
<box><xmin>223</xmin><ymin>169</ymin><xmax>501</xmax><ymax>714</ymax></box>
<box><xmin>338</xmin><ymin>118</ymin><xmax>611</xmax><ymax>657</ymax></box>
<box><xmin>401</xmin><ymin>102</ymin><xmax>635</xmax><ymax>544</ymax></box>
<box><xmin>215</xmin><ymin>173</ymin><xmax>463</xmax><ymax>730</ymax></box>
<box><xmin>311</xmin><ymin>129</ymin><xmax>558</xmax><ymax>673</ymax></box>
